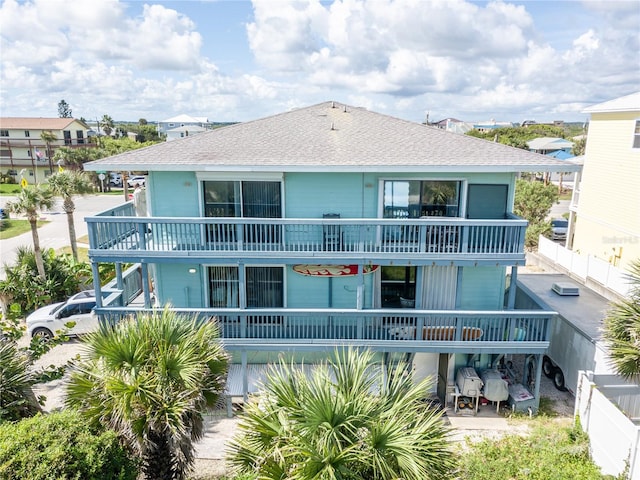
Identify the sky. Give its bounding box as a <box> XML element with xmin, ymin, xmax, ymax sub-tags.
<box><xmin>0</xmin><ymin>0</ymin><xmax>639</xmax><ymax>125</ymax></box>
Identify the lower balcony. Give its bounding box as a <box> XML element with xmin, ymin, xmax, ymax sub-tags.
<box><xmin>95</xmin><ymin>305</ymin><xmax>552</xmax><ymax>354</ymax></box>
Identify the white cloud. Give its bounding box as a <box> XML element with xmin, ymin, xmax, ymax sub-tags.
<box><xmin>0</xmin><ymin>0</ymin><xmax>638</xmax><ymax>123</ymax></box>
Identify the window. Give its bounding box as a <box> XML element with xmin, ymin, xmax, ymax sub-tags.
<box><xmin>383</xmin><ymin>180</ymin><xmax>460</xmax><ymax>218</ymax></box>
<box><xmin>63</xmin><ymin>130</ymin><xmax>71</xmax><ymax>145</ymax></box>
<box><xmin>634</xmin><ymin>120</ymin><xmax>640</xmax><ymax>148</ymax></box>
<box><xmin>209</xmin><ymin>266</ymin><xmax>239</xmax><ymax>308</ymax></box>
<box><xmin>76</xmin><ymin>130</ymin><xmax>84</xmax><ymax>144</ymax></box>
<box><xmin>203</xmin><ymin>180</ymin><xmax>283</xmax><ymax>244</ymax></box>
<box><xmin>208</xmin><ymin>266</ymin><xmax>283</xmax><ymax>308</ymax></box>
<box><xmin>203</xmin><ymin>181</ymin><xmax>282</xmax><ymax>218</ymax></box>
<box><xmin>24</xmin><ymin>131</ymin><xmax>30</xmax><ymax>137</ymax></box>
<box><xmin>381</xmin><ymin>266</ymin><xmax>416</xmax><ymax>308</ymax></box>
<box><xmin>246</xmin><ymin>267</ymin><xmax>283</xmax><ymax>308</ymax></box>
<box><xmin>0</xmin><ymin>130</ymin><xmax>8</xmax><ymax>137</ymax></box>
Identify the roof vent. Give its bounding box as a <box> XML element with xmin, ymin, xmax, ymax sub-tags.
<box><xmin>552</xmin><ymin>283</ymin><xmax>580</xmax><ymax>296</ymax></box>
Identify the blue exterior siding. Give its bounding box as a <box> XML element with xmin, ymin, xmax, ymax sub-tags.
<box><xmin>108</xmin><ymin>171</ymin><xmax>520</xmax><ymax>314</ymax></box>
<box><xmin>284</xmin><ymin>172</ymin><xmax>376</xmax><ymax>218</ymax></box>
<box><xmin>458</xmin><ymin>266</ymin><xmax>506</xmax><ymax>309</ymax></box>
<box><xmin>149</xmin><ymin>172</ymin><xmax>200</xmax><ymax>216</ymax></box>
<box><xmin>155</xmin><ymin>263</ymin><xmax>204</xmax><ymax>308</ymax></box>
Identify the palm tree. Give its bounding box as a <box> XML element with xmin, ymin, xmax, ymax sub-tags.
<box><xmin>603</xmin><ymin>260</ymin><xmax>640</xmax><ymax>380</ymax></box>
<box><xmin>65</xmin><ymin>308</ymin><xmax>229</xmax><ymax>480</ymax></box>
<box><xmin>0</xmin><ymin>339</ymin><xmax>42</xmax><ymax>421</ymax></box>
<box><xmin>46</xmin><ymin>171</ymin><xmax>94</xmax><ymax>261</ymax></box>
<box><xmin>5</xmin><ymin>185</ymin><xmax>54</xmax><ymax>278</ymax></box>
<box><xmin>227</xmin><ymin>348</ymin><xmax>455</xmax><ymax>479</ymax></box>
<box><xmin>40</xmin><ymin>130</ymin><xmax>57</xmax><ymax>174</ymax></box>
<box><xmin>101</xmin><ymin>114</ymin><xmax>115</xmax><ymax>136</ymax></box>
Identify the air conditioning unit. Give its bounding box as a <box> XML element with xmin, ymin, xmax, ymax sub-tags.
<box><xmin>552</xmin><ymin>282</ymin><xmax>580</xmax><ymax>296</ymax></box>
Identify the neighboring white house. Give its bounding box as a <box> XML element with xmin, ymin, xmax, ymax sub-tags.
<box><xmin>157</xmin><ymin>114</ymin><xmax>211</xmax><ymax>136</ymax></box>
<box><xmin>527</xmin><ymin>137</ymin><xmax>575</xmax><ymax>154</ymax></box>
<box><xmin>165</xmin><ymin>125</ymin><xmax>208</xmax><ymax>142</ymax></box>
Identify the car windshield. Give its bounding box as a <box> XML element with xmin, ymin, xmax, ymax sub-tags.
<box><xmin>552</xmin><ymin>220</ymin><xmax>568</xmax><ymax>227</ymax></box>
<box><xmin>51</xmin><ymin>302</ymin><xmax>66</xmax><ymax>314</ymax></box>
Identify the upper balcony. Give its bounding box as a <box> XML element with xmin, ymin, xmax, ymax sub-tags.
<box><xmin>86</xmin><ymin>203</ymin><xmax>528</xmax><ymax>265</ymax></box>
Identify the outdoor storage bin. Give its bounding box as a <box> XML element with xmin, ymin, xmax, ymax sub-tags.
<box><xmin>456</xmin><ymin>367</ymin><xmax>484</xmax><ymax>397</ymax></box>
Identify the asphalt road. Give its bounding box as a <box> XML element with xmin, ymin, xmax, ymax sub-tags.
<box><xmin>0</xmin><ymin>193</ymin><xmax>126</xmax><ymax>278</ymax></box>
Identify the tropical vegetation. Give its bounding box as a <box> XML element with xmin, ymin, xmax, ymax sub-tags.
<box><xmin>0</xmin><ymin>410</ymin><xmax>139</xmax><ymax>480</ymax></box>
<box><xmin>46</xmin><ymin>170</ymin><xmax>95</xmax><ymax>261</ymax></box>
<box><xmin>457</xmin><ymin>418</ymin><xmax>605</xmax><ymax>479</ymax></box>
<box><xmin>0</xmin><ymin>337</ymin><xmax>42</xmax><ymax>420</ymax></box>
<box><xmin>4</xmin><ymin>185</ymin><xmax>55</xmax><ymax>278</ymax></box>
<box><xmin>465</xmin><ymin>124</ymin><xmax>578</xmax><ymax>149</ymax></box>
<box><xmin>66</xmin><ymin>309</ymin><xmax>229</xmax><ymax>480</ymax></box>
<box><xmin>227</xmin><ymin>348</ymin><xmax>455</xmax><ymax>480</ymax></box>
<box><xmin>513</xmin><ymin>178</ymin><xmax>559</xmax><ymax>248</ymax></box>
<box><xmin>0</xmin><ymin>306</ymin><xmax>70</xmax><ymax>422</ymax></box>
<box><xmin>39</xmin><ymin>130</ymin><xmax>57</xmax><ymax>173</ymax></box>
<box><xmin>0</xmin><ymin>247</ymin><xmax>92</xmax><ymax>313</ymax></box>
<box><xmin>603</xmin><ymin>259</ymin><xmax>640</xmax><ymax>380</ymax></box>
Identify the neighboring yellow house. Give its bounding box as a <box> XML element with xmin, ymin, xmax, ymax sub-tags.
<box><xmin>570</xmin><ymin>92</ymin><xmax>640</xmax><ymax>270</ymax></box>
<box><xmin>0</xmin><ymin>117</ymin><xmax>94</xmax><ymax>184</ymax></box>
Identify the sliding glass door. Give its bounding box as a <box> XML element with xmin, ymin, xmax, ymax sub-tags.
<box><xmin>209</xmin><ymin>266</ymin><xmax>283</xmax><ymax>308</ymax></box>
<box><xmin>383</xmin><ymin>180</ymin><xmax>461</xmax><ymax>218</ymax></box>
<box><xmin>203</xmin><ymin>180</ymin><xmax>282</xmax><ymax>244</ymax></box>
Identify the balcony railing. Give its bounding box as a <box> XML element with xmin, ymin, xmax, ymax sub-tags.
<box><xmin>94</xmin><ymin>305</ymin><xmax>552</xmax><ymax>353</ymax></box>
<box><xmin>86</xmin><ymin>203</ymin><xmax>527</xmax><ymax>260</ymax></box>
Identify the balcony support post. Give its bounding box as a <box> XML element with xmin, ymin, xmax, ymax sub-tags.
<box><xmin>115</xmin><ymin>263</ymin><xmax>123</xmax><ymax>289</ymax></box>
<box><xmin>507</xmin><ymin>266</ymin><xmax>518</xmax><ymax>309</ymax></box>
<box><xmin>141</xmin><ymin>262</ymin><xmax>152</xmax><ymax>308</ymax></box>
<box><xmin>91</xmin><ymin>261</ymin><xmax>102</xmax><ymax>308</ymax></box>
<box><xmin>241</xmin><ymin>351</ymin><xmax>248</xmax><ymax>403</ymax></box>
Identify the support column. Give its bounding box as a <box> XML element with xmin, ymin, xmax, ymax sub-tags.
<box><xmin>91</xmin><ymin>261</ymin><xmax>102</xmax><ymax>308</ymax></box>
<box><xmin>507</xmin><ymin>265</ymin><xmax>518</xmax><ymax>309</ymax></box>
<box><xmin>242</xmin><ymin>350</ymin><xmax>248</xmax><ymax>403</ymax></box>
<box><xmin>141</xmin><ymin>263</ymin><xmax>151</xmax><ymax>308</ymax></box>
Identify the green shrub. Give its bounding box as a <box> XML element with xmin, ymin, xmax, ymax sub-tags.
<box><xmin>458</xmin><ymin>419</ymin><xmax>604</xmax><ymax>479</ymax></box>
<box><xmin>0</xmin><ymin>410</ymin><xmax>138</xmax><ymax>479</ymax></box>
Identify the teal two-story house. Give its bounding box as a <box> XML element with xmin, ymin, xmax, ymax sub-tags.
<box><xmin>83</xmin><ymin>102</ymin><xmax>578</xmax><ymax>410</ymax></box>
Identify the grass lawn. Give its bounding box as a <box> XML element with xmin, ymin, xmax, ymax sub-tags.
<box><xmin>57</xmin><ymin>245</ymin><xmax>89</xmax><ymax>262</ymax></box>
<box><xmin>0</xmin><ymin>184</ymin><xmax>23</xmax><ymax>195</ymax></box>
<box><xmin>0</xmin><ymin>219</ymin><xmax>49</xmax><ymax>239</ymax></box>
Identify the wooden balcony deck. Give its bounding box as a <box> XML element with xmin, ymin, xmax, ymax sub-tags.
<box><xmin>86</xmin><ymin>203</ymin><xmax>528</xmax><ymax>265</ymax></box>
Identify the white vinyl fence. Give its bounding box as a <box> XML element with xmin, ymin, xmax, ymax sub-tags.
<box><xmin>575</xmin><ymin>371</ymin><xmax>640</xmax><ymax>479</ymax></box>
<box><xmin>538</xmin><ymin>236</ymin><xmax>632</xmax><ymax>298</ymax></box>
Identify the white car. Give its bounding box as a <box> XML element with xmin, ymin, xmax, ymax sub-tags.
<box><xmin>127</xmin><ymin>175</ymin><xmax>146</xmax><ymax>188</ymax></box>
<box><xmin>26</xmin><ymin>290</ymin><xmax>98</xmax><ymax>340</ymax></box>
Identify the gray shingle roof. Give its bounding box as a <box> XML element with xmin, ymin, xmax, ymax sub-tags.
<box><xmin>84</xmin><ymin>101</ymin><xmax>580</xmax><ymax>173</ymax></box>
